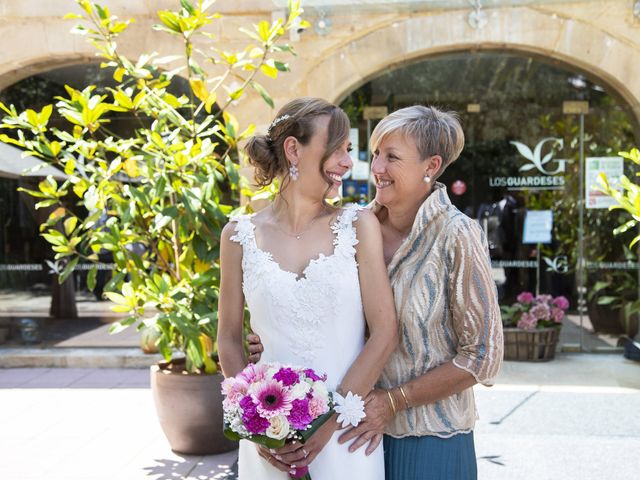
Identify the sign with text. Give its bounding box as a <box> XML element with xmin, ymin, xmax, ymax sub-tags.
<box><xmin>523</xmin><ymin>210</ymin><xmax>553</xmax><ymax>244</ymax></box>
<box><xmin>585</xmin><ymin>156</ymin><xmax>623</xmax><ymax>209</ymax></box>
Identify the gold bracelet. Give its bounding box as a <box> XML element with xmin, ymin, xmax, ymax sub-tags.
<box><xmin>398</xmin><ymin>386</ymin><xmax>411</xmax><ymax>409</ymax></box>
<box><xmin>385</xmin><ymin>389</ymin><xmax>397</xmax><ymax>415</ymax></box>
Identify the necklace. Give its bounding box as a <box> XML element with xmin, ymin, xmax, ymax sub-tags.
<box><xmin>271</xmin><ymin>204</ymin><xmax>327</xmax><ymax>240</ymax></box>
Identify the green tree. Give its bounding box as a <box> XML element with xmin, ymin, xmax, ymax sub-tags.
<box><xmin>0</xmin><ymin>0</ymin><xmax>308</xmax><ymax>373</ymax></box>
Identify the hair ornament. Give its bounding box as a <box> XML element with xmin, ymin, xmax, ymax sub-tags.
<box><xmin>266</xmin><ymin>114</ymin><xmax>291</xmax><ymax>139</ymax></box>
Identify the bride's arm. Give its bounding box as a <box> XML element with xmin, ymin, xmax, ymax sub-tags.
<box><xmin>217</xmin><ymin>222</ymin><xmax>248</xmax><ymax>378</ymax></box>
<box><xmin>338</xmin><ymin>208</ymin><xmax>398</xmax><ymax>396</ymax></box>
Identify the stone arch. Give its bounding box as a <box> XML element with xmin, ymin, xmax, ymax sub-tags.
<box><xmin>303</xmin><ymin>7</ymin><xmax>640</xmax><ymax>123</ymax></box>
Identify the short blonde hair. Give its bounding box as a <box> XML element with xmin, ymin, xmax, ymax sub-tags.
<box><xmin>370</xmin><ymin>105</ymin><xmax>465</xmax><ymax>179</ymax></box>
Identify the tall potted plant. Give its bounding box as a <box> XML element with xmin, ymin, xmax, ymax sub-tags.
<box><xmin>0</xmin><ymin>0</ymin><xmax>307</xmax><ymax>454</ymax></box>
<box><xmin>598</xmin><ymin>147</ymin><xmax>640</xmax><ymax>342</ymax></box>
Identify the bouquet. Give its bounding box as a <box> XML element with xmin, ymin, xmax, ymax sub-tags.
<box><xmin>222</xmin><ymin>363</ymin><xmax>364</xmax><ymax>479</ymax></box>
<box><xmin>501</xmin><ymin>292</ymin><xmax>570</xmax><ymax>330</ymax></box>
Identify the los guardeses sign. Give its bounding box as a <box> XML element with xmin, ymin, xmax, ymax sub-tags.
<box><xmin>489</xmin><ymin>138</ymin><xmax>568</xmax><ymax>190</ymax></box>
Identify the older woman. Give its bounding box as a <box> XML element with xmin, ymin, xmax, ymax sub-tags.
<box><xmin>249</xmin><ymin>105</ymin><xmax>503</xmax><ymax>479</ymax></box>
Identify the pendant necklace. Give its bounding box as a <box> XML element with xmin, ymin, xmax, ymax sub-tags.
<box><xmin>272</xmin><ymin>204</ymin><xmax>326</xmax><ymax>240</ymax></box>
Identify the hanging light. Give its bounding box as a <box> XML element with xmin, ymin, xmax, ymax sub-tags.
<box><xmin>314</xmin><ymin>9</ymin><xmax>333</xmax><ymax>36</ymax></box>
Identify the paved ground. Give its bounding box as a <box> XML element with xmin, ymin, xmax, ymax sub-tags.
<box><xmin>1</xmin><ymin>353</ymin><xmax>639</xmax><ymax>480</ymax></box>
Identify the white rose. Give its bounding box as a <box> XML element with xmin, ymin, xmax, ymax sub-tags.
<box><xmin>266</xmin><ymin>415</ymin><xmax>290</xmax><ymax>440</ymax></box>
<box><xmin>290</xmin><ymin>381</ymin><xmax>311</xmax><ymax>400</ymax></box>
<box><xmin>312</xmin><ymin>381</ymin><xmax>329</xmax><ymax>403</ymax></box>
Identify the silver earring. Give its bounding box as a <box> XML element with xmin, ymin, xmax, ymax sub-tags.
<box><xmin>289</xmin><ymin>164</ymin><xmax>299</xmax><ymax>181</ymax></box>
<box><xmin>423</xmin><ymin>175</ymin><xmax>431</xmax><ymax>184</ymax></box>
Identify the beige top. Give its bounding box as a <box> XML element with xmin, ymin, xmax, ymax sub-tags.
<box><xmin>375</xmin><ymin>183</ymin><xmax>503</xmax><ymax>438</ymax></box>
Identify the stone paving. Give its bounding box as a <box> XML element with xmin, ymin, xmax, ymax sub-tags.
<box><xmin>1</xmin><ymin>354</ymin><xmax>639</xmax><ymax>480</ymax></box>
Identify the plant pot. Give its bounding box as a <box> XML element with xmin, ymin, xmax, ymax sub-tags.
<box><xmin>587</xmin><ymin>298</ymin><xmax>625</xmax><ymax>335</ymax></box>
<box><xmin>150</xmin><ymin>359</ymin><xmax>237</xmax><ymax>455</ymax></box>
<box><xmin>503</xmin><ymin>327</ymin><xmax>560</xmax><ymax>362</ymax></box>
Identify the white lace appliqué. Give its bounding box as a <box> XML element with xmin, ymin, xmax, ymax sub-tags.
<box><xmin>229</xmin><ymin>205</ymin><xmax>362</xmax><ymax>364</ymax></box>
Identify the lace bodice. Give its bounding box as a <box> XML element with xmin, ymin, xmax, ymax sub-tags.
<box><xmin>229</xmin><ymin>204</ymin><xmax>364</xmax><ymax>389</ymax></box>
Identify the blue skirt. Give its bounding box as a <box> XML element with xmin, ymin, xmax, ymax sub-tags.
<box><xmin>384</xmin><ymin>432</ymin><xmax>477</xmax><ymax>480</ymax></box>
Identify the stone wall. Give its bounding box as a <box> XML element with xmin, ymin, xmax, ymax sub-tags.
<box><xmin>0</xmin><ymin>0</ymin><xmax>637</xmax><ymax>131</ymax></box>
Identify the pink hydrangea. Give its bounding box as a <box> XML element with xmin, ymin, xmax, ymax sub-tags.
<box><xmin>537</xmin><ymin>294</ymin><xmax>553</xmax><ymax>304</ymax></box>
<box><xmin>530</xmin><ymin>303</ymin><xmax>551</xmax><ymax>321</ymax></box>
<box><xmin>517</xmin><ymin>292</ymin><xmax>535</xmax><ymax>304</ymax></box>
<box><xmin>551</xmin><ymin>307</ymin><xmax>564</xmax><ymax>323</ymax></box>
<box><xmin>517</xmin><ymin>312</ymin><xmax>538</xmax><ymax>330</ymax></box>
<box><xmin>553</xmin><ymin>296</ymin><xmax>570</xmax><ymax>310</ymax></box>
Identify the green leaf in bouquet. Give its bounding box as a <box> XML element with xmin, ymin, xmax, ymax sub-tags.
<box><xmin>298</xmin><ymin>410</ymin><xmax>335</xmax><ymax>444</ymax></box>
<box><xmin>223</xmin><ymin>427</ymin><xmax>286</xmax><ymax>449</ymax></box>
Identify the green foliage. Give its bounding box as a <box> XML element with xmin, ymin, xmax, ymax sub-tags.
<box><xmin>0</xmin><ymin>0</ymin><xmax>307</xmax><ymax>373</ymax></box>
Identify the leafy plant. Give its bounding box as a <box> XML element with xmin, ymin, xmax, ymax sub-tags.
<box><xmin>596</xmin><ymin>148</ymin><xmax>640</xmax><ymax>334</ymax></box>
<box><xmin>0</xmin><ymin>0</ymin><xmax>307</xmax><ymax>373</ymax></box>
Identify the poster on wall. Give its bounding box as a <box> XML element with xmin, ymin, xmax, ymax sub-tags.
<box><xmin>523</xmin><ymin>210</ymin><xmax>553</xmax><ymax>245</ymax></box>
<box><xmin>585</xmin><ymin>156</ymin><xmax>623</xmax><ymax>209</ymax></box>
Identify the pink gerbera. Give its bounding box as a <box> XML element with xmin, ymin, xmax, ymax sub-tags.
<box><xmin>251</xmin><ymin>379</ymin><xmax>293</xmax><ymax>418</ymax></box>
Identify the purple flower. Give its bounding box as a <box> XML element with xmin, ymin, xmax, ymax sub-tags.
<box><xmin>288</xmin><ymin>399</ymin><xmax>313</xmax><ymax>430</ymax></box>
<box><xmin>240</xmin><ymin>395</ymin><xmax>270</xmax><ymax>435</ymax></box>
<box><xmin>274</xmin><ymin>367</ymin><xmax>300</xmax><ymax>387</ymax></box>
<box><xmin>244</xmin><ymin>412</ymin><xmax>270</xmax><ymax>435</ymax></box>
<box><xmin>303</xmin><ymin>369</ymin><xmax>325</xmax><ymax>382</ymax></box>
<box><xmin>291</xmin><ymin>466</ymin><xmax>309</xmax><ymax>478</ymax></box>
<box><xmin>251</xmin><ymin>379</ymin><xmax>293</xmax><ymax>418</ymax></box>
<box><xmin>553</xmin><ymin>296</ymin><xmax>570</xmax><ymax>310</ymax></box>
<box><xmin>517</xmin><ymin>292</ymin><xmax>535</xmax><ymax>304</ymax></box>
<box><xmin>240</xmin><ymin>395</ymin><xmax>257</xmax><ymax>417</ymax></box>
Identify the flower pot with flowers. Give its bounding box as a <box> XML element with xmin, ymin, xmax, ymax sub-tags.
<box><xmin>501</xmin><ymin>292</ymin><xmax>570</xmax><ymax>361</ymax></box>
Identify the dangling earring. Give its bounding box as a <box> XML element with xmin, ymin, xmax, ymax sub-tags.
<box><xmin>423</xmin><ymin>174</ymin><xmax>431</xmax><ymax>184</ymax></box>
<box><xmin>289</xmin><ymin>163</ymin><xmax>299</xmax><ymax>181</ymax></box>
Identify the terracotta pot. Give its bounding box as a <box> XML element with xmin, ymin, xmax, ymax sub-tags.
<box><xmin>150</xmin><ymin>360</ymin><xmax>237</xmax><ymax>455</ymax></box>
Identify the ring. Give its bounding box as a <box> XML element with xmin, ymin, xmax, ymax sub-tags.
<box><xmin>302</xmin><ymin>448</ymin><xmax>308</xmax><ymax>458</ymax></box>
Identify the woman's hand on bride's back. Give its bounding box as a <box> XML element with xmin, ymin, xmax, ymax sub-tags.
<box><xmin>247</xmin><ymin>333</ymin><xmax>263</xmax><ymax>363</ymax></box>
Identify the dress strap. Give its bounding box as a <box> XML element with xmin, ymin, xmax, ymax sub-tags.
<box><xmin>229</xmin><ymin>214</ymin><xmax>257</xmax><ymax>248</ymax></box>
<box><xmin>332</xmin><ymin>203</ymin><xmax>362</xmax><ymax>256</ymax></box>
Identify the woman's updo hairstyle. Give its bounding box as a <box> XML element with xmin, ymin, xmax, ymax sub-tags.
<box><xmin>245</xmin><ymin>97</ymin><xmax>350</xmax><ymax>188</ymax></box>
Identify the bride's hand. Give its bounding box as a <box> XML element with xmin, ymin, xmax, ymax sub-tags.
<box><xmin>256</xmin><ymin>444</ymin><xmax>290</xmax><ymax>473</ymax></box>
<box><xmin>271</xmin><ymin>419</ymin><xmax>337</xmax><ymax>470</ymax></box>
<box><xmin>338</xmin><ymin>389</ymin><xmax>394</xmax><ymax>455</ymax></box>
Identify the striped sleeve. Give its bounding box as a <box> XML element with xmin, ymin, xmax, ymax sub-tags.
<box><xmin>447</xmin><ymin>219</ymin><xmax>503</xmax><ymax>386</ymax></box>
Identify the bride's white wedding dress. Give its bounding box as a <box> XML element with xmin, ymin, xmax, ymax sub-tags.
<box><xmin>230</xmin><ymin>204</ymin><xmax>384</xmax><ymax>480</ymax></box>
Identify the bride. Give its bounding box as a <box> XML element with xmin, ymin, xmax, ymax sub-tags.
<box><xmin>217</xmin><ymin>97</ymin><xmax>397</xmax><ymax>479</ymax></box>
